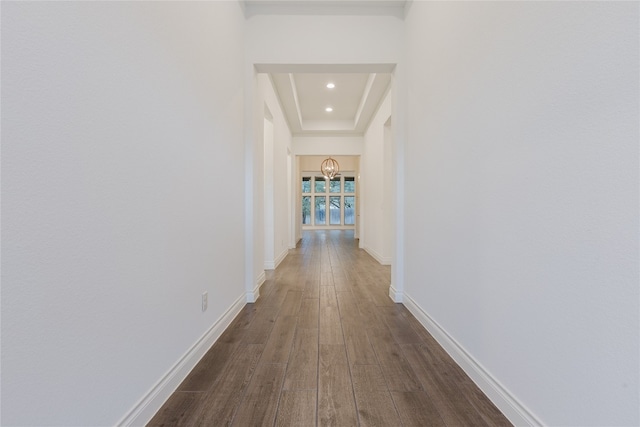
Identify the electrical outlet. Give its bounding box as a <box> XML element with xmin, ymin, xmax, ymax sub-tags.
<box><xmin>202</xmin><ymin>292</ymin><xmax>208</xmax><ymax>312</ymax></box>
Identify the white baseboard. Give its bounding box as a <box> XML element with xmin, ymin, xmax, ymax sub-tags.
<box><xmin>403</xmin><ymin>292</ymin><xmax>543</xmax><ymax>427</ymax></box>
<box><xmin>289</xmin><ymin>237</ymin><xmax>300</xmax><ymax>250</ymax></box>
<box><xmin>117</xmin><ymin>293</ymin><xmax>246</xmax><ymax>427</ymax></box>
<box><xmin>388</xmin><ymin>284</ymin><xmax>403</xmax><ymax>302</ymax></box>
<box><xmin>362</xmin><ymin>245</ymin><xmax>392</xmax><ymax>265</ymax></box>
<box><xmin>247</xmin><ymin>271</ymin><xmax>265</xmax><ymax>303</ymax></box>
<box><xmin>264</xmin><ymin>248</ymin><xmax>288</xmax><ymax>271</ymax></box>
<box><xmin>274</xmin><ymin>248</ymin><xmax>288</xmax><ymax>269</ymax></box>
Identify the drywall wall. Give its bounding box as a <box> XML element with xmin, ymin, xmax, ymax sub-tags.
<box><xmin>263</xmin><ymin>116</ymin><xmax>276</xmax><ymax>269</ymax></box>
<box><xmin>361</xmin><ymin>90</ymin><xmax>393</xmax><ymax>264</ymax></box>
<box><xmin>299</xmin><ymin>155</ymin><xmax>360</xmax><ymax>173</ymax></box>
<box><xmin>295</xmin><ymin>155</ymin><xmax>303</xmax><ymax>244</ymax></box>
<box><xmin>404</xmin><ymin>2</ymin><xmax>639</xmax><ymax>425</ymax></box>
<box><xmin>1</xmin><ymin>2</ymin><xmax>245</xmax><ymax>425</ymax></box>
<box><xmin>256</xmin><ymin>74</ymin><xmax>293</xmax><ymax>273</ymax></box>
<box><xmin>245</xmin><ymin>14</ymin><xmax>404</xmax><ymax>65</ymax></box>
<box><xmin>294</xmin><ymin>136</ymin><xmax>364</xmax><ymax>156</ymax></box>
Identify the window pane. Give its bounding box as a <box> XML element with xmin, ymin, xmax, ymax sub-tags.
<box><xmin>330</xmin><ymin>196</ymin><xmax>341</xmax><ymax>225</ymax></box>
<box><xmin>329</xmin><ymin>178</ymin><xmax>341</xmax><ymax>193</ymax></box>
<box><xmin>302</xmin><ymin>196</ymin><xmax>311</xmax><ymax>225</ymax></box>
<box><xmin>344</xmin><ymin>196</ymin><xmax>355</xmax><ymax>225</ymax></box>
<box><xmin>315</xmin><ymin>177</ymin><xmax>326</xmax><ymax>193</ymax></box>
<box><xmin>315</xmin><ymin>197</ymin><xmax>326</xmax><ymax>224</ymax></box>
<box><xmin>302</xmin><ymin>177</ymin><xmax>311</xmax><ymax>193</ymax></box>
<box><xmin>344</xmin><ymin>177</ymin><xmax>355</xmax><ymax>193</ymax></box>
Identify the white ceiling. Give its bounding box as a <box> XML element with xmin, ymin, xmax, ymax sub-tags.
<box><xmin>243</xmin><ymin>2</ymin><xmax>402</xmax><ymax>135</ymax></box>
<box><xmin>295</xmin><ymin>73</ymin><xmax>368</xmax><ymax>121</ymax></box>
<box><xmin>270</xmin><ymin>72</ymin><xmax>391</xmax><ymax>136</ymax></box>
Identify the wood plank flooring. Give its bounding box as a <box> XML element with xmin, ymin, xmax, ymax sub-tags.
<box><xmin>148</xmin><ymin>230</ymin><xmax>512</xmax><ymax>427</ymax></box>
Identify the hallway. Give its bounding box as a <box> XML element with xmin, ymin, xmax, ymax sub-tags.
<box><xmin>149</xmin><ymin>231</ymin><xmax>511</xmax><ymax>426</ymax></box>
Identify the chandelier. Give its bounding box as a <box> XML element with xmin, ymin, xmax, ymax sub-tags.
<box><xmin>320</xmin><ymin>157</ymin><xmax>340</xmax><ymax>180</ymax></box>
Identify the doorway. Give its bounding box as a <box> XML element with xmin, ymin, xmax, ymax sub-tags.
<box><xmin>247</xmin><ymin>64</ymin><xmax>403</xmax><ymax>303</ymax></box>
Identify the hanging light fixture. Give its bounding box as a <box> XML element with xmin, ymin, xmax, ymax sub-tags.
<box><xmin>320</xmin><ymin>157</ymin><xmax>340</xmax><ymax>180</ymax></box>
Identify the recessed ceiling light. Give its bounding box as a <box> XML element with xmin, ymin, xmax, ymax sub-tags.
<box><xmin>325</xmin><ymin>107</ymin><xmax>333</xmax><ymax>112</ymax></box>
<box><xmin>326</xmin><ymin>83</ymin><xmax>335</xmax><ymax>89</ymax></box>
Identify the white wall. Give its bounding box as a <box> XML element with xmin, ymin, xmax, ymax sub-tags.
<box><xmin>404</xmin><ymin>2</ymin><xmax>639</xmax><ymax>426</ymax></box>
<box><xmin>295</xmin><ymin>155</ymin><xmax>302</xmax><ymax>244</ymax></box>
<box><xmin>361</xmin><ymin>90</ymin><xmax>393</xmax><ymax>264</ymax></box>
<box><xmin>299</xmin><ymin>155</ymin><xmax>360</xmax><ymax>172</ymax></box>
<box><xmin>263</xmin><ymin>116</ymin><xmax>275</xmax><ymax>268</ymax></box>
<box><xmin>1</xmin><ymin>2</ymin><xmax>245</xmax><ymax>425</ymax></box>
<box><xmin>257</xmin><ymin>74</ymin><xmax>293</xmax><ymax>272</ymax></box>
<box><xmin>248</xmin><ymin>74</ymin><xmax>293</xmax><ymax>296</ymax></box>
<box><xmin>245</xmin><ymin>14</ymin><xmax>404</xmax><ymax>65</ymax></box>
<box><xmin>294</xmin><ymin>136</ymin><xmax>363</xmax><ymax>156</ymax></box>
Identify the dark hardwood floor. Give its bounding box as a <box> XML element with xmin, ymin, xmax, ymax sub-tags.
<box><xmin>148</xmin><ymin>230</ymin><xmax>512</xmax><ymax>427</ymax></box>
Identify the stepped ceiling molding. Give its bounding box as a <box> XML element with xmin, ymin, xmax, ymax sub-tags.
<box><xmin>265</xmin><ymin>67</ymin><xmax>392</xmax><ymax>136</ymax></box>
<box><xmin>241</xmin><ymin>0</ymin><xmax>409</xmax><ymax>18</ymax></box>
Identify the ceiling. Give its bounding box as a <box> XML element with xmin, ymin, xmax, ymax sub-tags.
<box><xmin>245</xmin><ymin>1</ymin><xmax>401</xmax><ymax>137</ymax></box>
<box><xmin>269</xmin><ymin>72</ymin><xmax>391</xmax><ymax>136</ymax></box>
